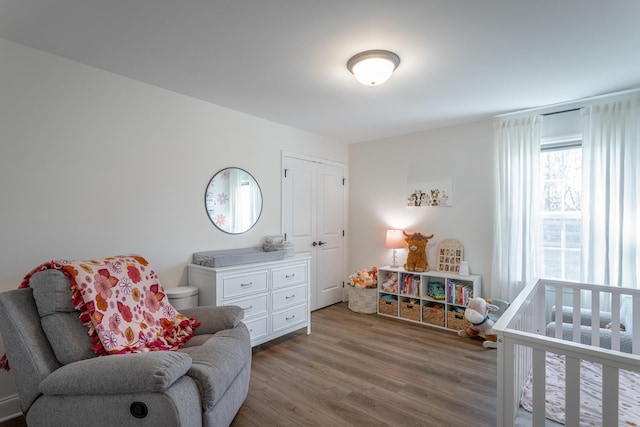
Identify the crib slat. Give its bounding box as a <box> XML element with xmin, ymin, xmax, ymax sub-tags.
<box><xmin>602</xmin><ymin>365</ymin><xmax>619</xmax><ymax>426</ymax></box>
<box><xmin>572</xmin><ymin>289</ymin><xmax>581</xmax><ymax>343</ymax></box>
<box><xmin>611</xmin><ymin>294</ymin><xmax>621</xmax><ymax>351</ymax></box>
<box><xmin>555</xmin><ymin>288</ymin><xmax>563</xmax><ymax>339</ymax></box>
<box><xmin>499</xmin><ymin>340</ymin><xmax>516</xmax><ymax>427</ymax></box>
<box><xmin>633</xmin><ymin>296</ymin><xmax>640</xmax><ymax>355</ymax></box>
<box><xmin>591</xmin><ymin>291</ymin><xmax>600</xmax><ymax>347</ymax></box>
<box><xmin>532</xmin><ymin>349</ymin><xmax>546</xmax><ymax>427</ymax></box>
<box><xmin>565</xmin><ymin>356</ymin><xmax>580</xmax><ymax>427</ymax></box>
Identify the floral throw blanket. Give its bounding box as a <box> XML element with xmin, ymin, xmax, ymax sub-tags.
<box><xmin>3</xmin><ymin>255</ymin><xmax>199</xmax><ymax>367</ymax></box>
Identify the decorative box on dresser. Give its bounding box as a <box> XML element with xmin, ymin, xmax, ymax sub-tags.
<box><xmin>187</xmin><ymin>256</ymin><xmax>311</xmax><ymax>346</ymax></box>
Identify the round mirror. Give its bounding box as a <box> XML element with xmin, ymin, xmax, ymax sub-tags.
<box><xmin>204</xmin><ymin>167</ymin><xmax>263</xmax><ymax>234</ymax></box>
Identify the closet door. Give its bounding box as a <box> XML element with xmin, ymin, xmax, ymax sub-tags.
<box><xmin>283</xmin><ymin>155</ymin><xmax>345</xmax><ymax>311</ymax></box>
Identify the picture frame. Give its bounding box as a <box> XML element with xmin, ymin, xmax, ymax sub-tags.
<box><xmin>406</xmin><ymin>180</ymin><xmax>452</xmax><ymax>207</ymax></box>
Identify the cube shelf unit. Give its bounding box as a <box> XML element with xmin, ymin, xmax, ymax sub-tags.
<box><xmin>377</xmin><ymin>266</ymin><xmax>481</xmax><ymax>332</ymax></box>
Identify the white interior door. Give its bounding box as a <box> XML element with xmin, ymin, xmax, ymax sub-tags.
<box><xmin>283</xmin><ymin>155</ymin><xmax>345</xmax><ymax>311</ymax></box>
<box><xmin>316</xmin><ymin>163</ymin><xmax>345</xmax><ymax>308</ymax></box>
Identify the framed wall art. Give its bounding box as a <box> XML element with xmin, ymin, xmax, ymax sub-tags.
<box><xmin>406</xmin><ymin>180</ymin><xmax>453</xmax><ymax>207</ymax></box>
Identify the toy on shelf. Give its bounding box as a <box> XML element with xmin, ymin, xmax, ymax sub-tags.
<box><xmin>403</xmin><ymin>231</ymin><xmax>434</xmax><ymax>272</ymax></box>
<box><xmin>426</xmin><ymin>282</ymin><xmax>445</xmax><ymax>300</ymax></box>
<box><xmin>381</xmin><ymin>271</ymin><xmax>399</xmax><ymax>293</ymax></box>
<box><xmin>458</xmin><ymin>297</ymin><xmax>501</xmax><ymax>349</ymax></box>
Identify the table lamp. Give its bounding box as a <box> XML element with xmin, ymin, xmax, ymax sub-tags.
<box><xmin>385</xmin><ymin>229</ymin><xmax>405</xmax><ymax>268</ymax></box>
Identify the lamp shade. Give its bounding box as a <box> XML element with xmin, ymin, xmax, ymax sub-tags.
<box><xmin>385</xmin><ymin>229</ymin><xmax>405</xmax><ymax>249</ymax></box>
<box><xmin>347</xmin><ymin>50</ymin><xmax>400</xmax><ymax>86</ymax></box>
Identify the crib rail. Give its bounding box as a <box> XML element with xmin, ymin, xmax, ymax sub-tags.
<box><xmin>494</xmin><ymin>278</ymin><xmax>640</xmax><ymax>427</ymax></box>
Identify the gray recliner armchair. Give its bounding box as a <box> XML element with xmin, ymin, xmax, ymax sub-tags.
<box><xmin>0</xmin><ymin>269</ymin><xmax>251</xmax><ymax>426</ymax></box>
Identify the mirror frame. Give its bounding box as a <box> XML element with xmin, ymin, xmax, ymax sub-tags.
<box><xmin>204</xmin><ymin>167</ymin><xmax>263</xmax><ymax>234</ymax></box>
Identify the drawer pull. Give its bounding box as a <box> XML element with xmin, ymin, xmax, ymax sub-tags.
<box><xmin>241</xmin><ymin>305</ymin><xmax>253</xmax><ymax>310</ymax></box>
<box><xmin>285</xmin><ymin>294</ymin><xmax>295</xmax><ymax>299</ymax></box>
<box><xmin>286</xmin><ymin>314</ymin><xmax>296</xmax><ymax>321</ymax></box>
<box><xmin>240</xmin><ymin>282</ymin><xmax>253</xmax><ymax>287</ymax></box>
<box><xmin>285</xmin><ymin>274</ymin><xmax>295</xmax><ymax>279</ymax></box>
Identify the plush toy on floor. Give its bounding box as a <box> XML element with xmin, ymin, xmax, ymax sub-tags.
<box><xmin>458</xmin><ymin>297</ymin><xmax>500</xmax><ymax>349</ymax></box>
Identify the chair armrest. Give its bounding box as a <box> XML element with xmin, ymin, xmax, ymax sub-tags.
<box><xmin>39</xmin><ymin>351</ymin><xmax>191</xmax><ymax>395</ymax></box>
<box><xmin>180</xmin><ymin>306</ymin><xmax>244</xmax><ymax>335</ymax></box>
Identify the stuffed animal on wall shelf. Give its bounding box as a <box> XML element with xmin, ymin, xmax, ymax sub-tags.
<box><xmin>458</xmin><ymin>297</ymin><xmax>500</xmax><ymax>349</ymax></box>
<box><xmin>403</xmin><ymin>231</ymin><xmax>434</xmax><ymax>272</ymax></box>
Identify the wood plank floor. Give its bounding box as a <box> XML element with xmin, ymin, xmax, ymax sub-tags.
<box><xmin>1</xmin><ymin>302</ymin><xmax>497</xmax><ymax>426</ymax></box>
<box><xmin>232</xmin><ymin>302</ymin><xmax>497</xmax><ymax>427</ymax></box>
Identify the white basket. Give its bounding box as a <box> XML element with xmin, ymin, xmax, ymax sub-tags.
<box><xmin>348</xmin><ymin>287</ymin><xmax>377</xmax><ymax>314</ymax></box>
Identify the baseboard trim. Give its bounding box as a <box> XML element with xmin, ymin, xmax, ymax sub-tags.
<box><xmin>0</xmin><ymin>394</ymin><xmax>22</xmax><ymax>422</ymax></box>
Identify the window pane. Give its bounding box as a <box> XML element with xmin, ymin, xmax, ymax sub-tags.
<box><xmin>540</xmin><ymin>144</ymin><xmax>582</xmax><ymax>281</ymax></box>
<box><xmin>564</xmin><ymin>250</ymin><xmax>581</xmax><ymax>281</ymax></box>
<box><xmin>542</xmin><ymin>248</ymin><xmax>562</xmax><ymax>278</ymax></box>
<box><xmin>543</xmin><ymin>181</ymin><xmax>563</xmax><ymax>211</ymax></box>
<box><xmin>542</xmin><ymin>219</ymin><xmax>561</xmax><ymax>247</ymax></box>
<box><xmin>565</xmin><ymin>219</ymin><xmax>581</xmax><ymax>249</ymax></box>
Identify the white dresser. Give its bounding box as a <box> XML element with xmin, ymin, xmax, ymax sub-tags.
<box><xmin>187</xmin><ymin>257</ymin><xmax>311</xmax><ymax>346</ymax></box>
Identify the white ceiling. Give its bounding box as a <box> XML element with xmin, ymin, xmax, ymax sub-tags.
<box><xmin>1</xmin><ymin>1</ymin><xmax>639</xmax><ymax>143</ymax></box>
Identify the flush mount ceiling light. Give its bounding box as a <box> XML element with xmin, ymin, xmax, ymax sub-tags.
<box><xmin>347</xmin><ymin>50</ymin><xmax>400</xmax><ymax>86</ymax></box>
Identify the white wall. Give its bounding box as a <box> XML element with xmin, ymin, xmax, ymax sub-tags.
<box><xmin>0</xmin><ymin>38</ymin><xmax>347</xmax><ymax>418</ymax></box>
<box><xmin>348</xmin><ymin>120</ymin><xmax>495</xmax><ymax>297</ymax></box>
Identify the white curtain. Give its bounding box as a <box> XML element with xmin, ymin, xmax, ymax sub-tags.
<box><xmin>492</xmin><ymin>115</ymin><xmax>543</xmax><ymax>301</ymax></box>
<box><xmin>581</xmin><ymin>96</ymin><xmax>640</xmax><ymax>288</ymax></box>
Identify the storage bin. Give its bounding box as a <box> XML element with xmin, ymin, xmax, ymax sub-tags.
<box><xmin>400</xmin><ymin>300</ymin><xmax>421</xmax><ymax>321</ymax></box>
<box><xmin>378</xmin><ymin>297</ymin><xmax>398</xmax><ymax>316</ymax></box>
<box><xmin>422</xmin><ymin>303</ymin><xmax>445</xmax><ymax>327</ymax></box>
<box><xmin>446</xmin><ymin>309</ymin><xmax>469</xmax><ymax>331</ymax></box>
<box><xmin>348</xmin><ymin>287</ymin><xmax>377</xmax><ymax>314</ymax></box>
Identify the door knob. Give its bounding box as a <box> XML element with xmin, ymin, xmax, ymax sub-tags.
<box><xmin>318</xmin><ymin>241</ymin><xmax>327</xmax><ymax>246</ymax></box>
<box><xmin>312</xmin><ymin>241</ymin><xmax>318</xmax><ymax>247</ymax></box>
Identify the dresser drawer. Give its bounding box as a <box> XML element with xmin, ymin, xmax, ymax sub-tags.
<box><xmin>243</xmin><ymin>317</ymin><xmax>268</xmax><ymax>342</ymax></box>
<box><xmin>271</xmin><ymin>284</ymin><xmax>307</xmax><ymax>311</ymax></box>
<box><xmin>272</xmin><ymin>264</ymin><xmax>307</xmax><ymax>289</ymax></box>
<box><xmin>271</xmin><ymin>305</ymin><xmax>307</xmax><ymax>333</ymax></box>
<box><xmin>223</xmin><ymin>293</ymin><xmax>268</xmax><ymax>319</ymax></box>
<box><xmin>222</xmin><ymin>271</ymin><xmax>268</xmax><ymax>299</ymax></box>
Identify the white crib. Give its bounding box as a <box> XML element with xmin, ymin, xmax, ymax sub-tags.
<box><xmin>494</xmin><ymin>278</ymin><xmax>640</xmax><ymax>426</ymax></box>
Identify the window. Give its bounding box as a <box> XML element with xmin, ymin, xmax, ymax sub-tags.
<box><xmin>540</xmin><ymin>140</ymin><xmax>582</xmax><ymax>281</ymax></box>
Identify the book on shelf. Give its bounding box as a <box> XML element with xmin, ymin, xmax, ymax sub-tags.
<box><xmin>447</xmin><ymin>280</ymin><xmax>473</xmax><ymax>305</ymax></box>
<box><xmin>400</xmin><ymin>274</ymin><xmax>420</xmax><ymax>296</ymax></box>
